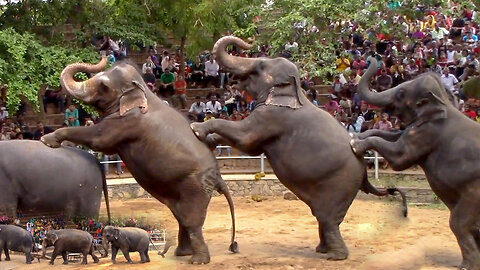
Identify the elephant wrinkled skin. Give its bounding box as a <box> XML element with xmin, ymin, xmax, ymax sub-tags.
<box><xmin>41</xmin><ymin>57</ymin><xmax>237</xmax><ymax>264</ymax></box>
<box><xmin>351</xmin><ymin>58</ymin><xmax>480</xmax><ymax>270</ymax></box>
<box><xmin>43</xmin><ymin>229</ymin><xmax>98</xmax><ymax>265</ymax></box>
<box><xmin>191</xmin><ymin>36</ymin><xmax>407</xmax><ymax>261</ymax></box>
<box><xmin>0</xmin><ymin>140</ymin><xmax>110</xmax><ymax>220</ymax></box>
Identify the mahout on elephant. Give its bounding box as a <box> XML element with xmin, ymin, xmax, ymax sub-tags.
<box><xmin>42</xmin><ymin>229</ymin><xmax>98</xmax><ymax>265</ymax></box>
<box><xmin>102</xmin><ymin>225</ymin><xmax>169</xmax><ymax>264</ymax></box>
<box><xmin>350</xmin><ymin>58</ymin><xmax>480</xmax><ymax>270</ymax></box>
<box><xmin>0</xmin><ymin>140</ymin><xmax>110</xmax><ymax>220</ymax></box>
<box><xmin>0</xmin><ymin>224</ymin><xmax>38</xmax><ymax>264</ymax></box>
<box><xmin>40</xmin><ymin>57</ymin><xmax>237</xmax><ymax>264</ymax></box>
<box><xmin>190</xmin><ymin>36</ymin><xmax>407</xmax><ymax>261</ymax></box>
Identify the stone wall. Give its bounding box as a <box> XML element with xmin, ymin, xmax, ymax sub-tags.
<box><xmin>107</xmin><ymin>177</ymin><xmax>439</xmax><ymax>204</ymax></box>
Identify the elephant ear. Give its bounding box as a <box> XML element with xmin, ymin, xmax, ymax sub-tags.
<box><xmin>50</xmin><ymin>233</ymin><xmax>59</xmax><ymax>245</ymax></box>
<box><xmin>119</xmin><ymin>80</ymin><xmax>149</xmax><ymax>116</ymax></box>
<box><xmin>415</xmin><ymin>91</ymin><xmax>447</xmax><ymax>127</ymax></box>
<box><xmin>265</xmin><ymin>75</ymin><xmax>303</xmax><ymax>109</ymax></box>
<box><xmin>113</xmin><ymin>228</ymin><xmax>120</xmax><ymax>240</ymax></box>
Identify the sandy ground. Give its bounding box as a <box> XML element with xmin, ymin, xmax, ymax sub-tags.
<box><xmin>3</xmin><ymin>196</ymin><xmax>460</xmax><ymax>270</ymax></box>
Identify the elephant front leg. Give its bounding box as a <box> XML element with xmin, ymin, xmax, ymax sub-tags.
<box><xmin>49</xmin><ymin>248</ymin><xmax>59</xmax><ymax>265</ymax></box>
<box><xmin>351</xmin><ymin>136</ymin><xmax>417</xmax><ymax>171</ymax></box>
<box><xmin>121</xmin><ymin>247</ymin><xmax>133</xmax><ymax>264</ymax></box>
<box><xmin>62</xmin><ymin>251</ymin><xmax>68</xmax><ymax>265</ymax></box>
<box><xmin>111</xmin><ymin>246</ymin><xmax>119</xmax><ymax>263</ymax></box>
<box><xmin>315</xmin><ymin>222</ymin><xmax>328</xmax><ymax>254</ymax></box>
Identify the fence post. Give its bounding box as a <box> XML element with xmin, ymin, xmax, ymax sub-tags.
<box><xmin>374</xmin><ymin>151</ymin><xmax>379</xmax><ymax>180</ymax></box>
<box><xmin>260</xmin><ymin>153</ymin><xmax>265</xmax><ymax>174</ymax></box>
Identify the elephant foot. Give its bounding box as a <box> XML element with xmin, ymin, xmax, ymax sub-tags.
<box><xmin>189</xmin><ymin>253</ymin><xmax>210</xmax><ymax>264</ymax></box>
<box><xmin>128</xmin><ymin>260</ymin><xmax>133</xmax><ymax>264</ymax></box>
<box><xmin>64</xmin><ymin>261</ymin><xmax>70</xmax><ymax>265</ymax></box>
<box><xmin>5</xmin><ymin>258</ymin><xmax>10</xmax><ymax>261</ymax></box>
<box><xmin>460</xmin><ymin>259</ymin><xmax>480</xmax><ymax>270</ymax></box>
<box><xmin>349</xmin><ymin>138</ymin><xmax>366</xmax><ymax>157</ymax></box>
<box><xmin>318</xmin><ymin>250</ymin><xmax>348</xmax><ymax>261</ymax></box>
<box><xmin>315</xmin><ymin>243</ymin><xmax>328</xmax><ymax>254</ymax></box>
<box><xmin>49</xmin><ymin>261</ymin><xmax>54</xmax><ymax>265</ymax></box>
<box><xmin>40</xmin><ymin>133</ymin><xmax>62</xmax><ymax>148</ymax></box>
<box><xmin>93</xmin><ymin>259</ymin><xmax>99</xmax><ymax>263</ymax></box>
<box><xmin>26</xmin><ymin>261</ymin><xmax>32</xmax><ymax>264</ymax></box>
<box><xmin>175</xmin><ymin>246</ymin><xmax>193</xmax><ymax>256</ymax></box>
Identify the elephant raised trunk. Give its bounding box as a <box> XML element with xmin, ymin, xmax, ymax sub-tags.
<box><xmin>358</xmin><ymin>58</ymin><xmax>397</xmax><ymax>106</ymax></box>
<box><xmin>60</xmin><ymin>56</ymin><xmax>108</xmax><ymax>103</ymax></box>
<box><xmin>212</xmin><ymin>36</ymin><xmax>257</xmax><ymax>76</ymax></box>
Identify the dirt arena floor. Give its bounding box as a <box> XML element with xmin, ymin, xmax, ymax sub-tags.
<box><xmin>4</xmin><ymin>196</ymin><xmax>461</xmax><ymax>270</ymax></box>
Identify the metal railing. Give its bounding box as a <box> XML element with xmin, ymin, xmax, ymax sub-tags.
<box><xmin>99</xmin><ymin>147</ymin><xmax>384</xmax><ymax>180</ymax></box>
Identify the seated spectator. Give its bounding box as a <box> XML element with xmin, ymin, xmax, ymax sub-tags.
<box><xmin>339</xmin><ymin>97</ymin><xmax>352</xmax><ymax>116</ymax></box>
<box><xmin>143</xmin><ymin>67</ymin><xmax>156</xmax><ymax>86</ymax></box>
<box><xmin>404</xmin><ymin>59</ymin><xmax>420</xmax><ymax>79</ymax></box>
<box><xmin>33</xmin><ymin>121</ymin><xmax>54</xmax><ymax>140</ymax></box>
<box><xmin>188</xmin><ymin>96</ymin><xmax>206</xmax><ymax>122</ymax></box>
<box><xmin>464</xmin><ymin>104</ymin><xmax>477</xmax><ymax>120</ymax></box>
<box><xmin>332</xmin><ymin>75</ymin><xmax>344</xmax><ymax>95</ymax></box>
<box><xmin>224</xmin><ymin>86</ymin><xmax>237</xmax><ymax>115</ymax></box>
<box><xmin>463</xmin><ymin>31</ymin><xmax>478</xmax><ymax>47</ymax></box>
<box><xmin>306</xmin><ymin>93</ymin><xmax>318</xmax><ymax>107</ymax></box>
<box><xmin>159</xmin><ymin>68</ymin><xmax>175</xmax><ymax>97</ymax></box>
<box><xmin>230</xmin><ymin>109</ymin><xmax>243</xmax><ymax>121</ymax></box>
<box><xmin>43</xmin><ymin>88</ymin><xmax>64</xmax><ymax>113</ymax></box>
<box><xmin>440</xmin><ymin>67</ymin><xmax>459</xmax><ymax>94</ymax></box>
<box><xmin>377</xmin><ymin>68</ymin><xmax>393</xmax><ymax>92</ymax></box>
<box><xmin>324</xmin><ymin>94</ymin><xmax>341</xmax><ymax>116</ymax></box>
<box><xmin>204</xmin><ymin>56</ymin><xmax>220</xmax><ymax>88</ymax></box>
<box><xmin>65</xmin><ymin>104</ymin><xmax>80</xmax><ymax>127</ymax></box>
<box><xmin>204</xmin><ymin>110</ymin><xmax>215</xmax><ymax>121</ymax></box>
<box><xmin>0</xmin><ymin>104</ymin><xmax>8</xmax><ymax>124</ymax></box>
<box><xmin>172</xmin><ymin>75</ymin><xmax>187</xmax><ymax>109</ymax></box>
<box><xmin>205</xmin><ymin>95</ymin><xmax>223</xmax><ymax>116</ymax></box>
<box><xmin>346</xmin><ymin>113</ymin><xmax>364</xmax><ymax>133</ymax></box>
<box><xmin>373</xmin><ymin>113</ymin><xmax>393</xmax><ymax>131</ymax></box>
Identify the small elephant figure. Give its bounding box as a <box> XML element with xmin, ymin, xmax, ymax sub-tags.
<box><xmin>43</xmin><ymin>229</ymin><xmax>99</xmax><ymax>265</ymax></box>
<box><xmin>0</xmin><ymin>225</ymin><xmax>36</xmax><ymax>264</ymax></box>
<box><xmin>103</xmin><ymin>226</ymin><xmax>152</xmax><ymax>264</ymax></box>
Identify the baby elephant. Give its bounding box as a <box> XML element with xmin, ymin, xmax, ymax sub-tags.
<box><xmin>43</xmin><ymin>229</ymin><xmax>99</xmax><ymax>265</ymax></box>
<box><xmin>0</xmin><ymin>224</ymin><xmax>36</xmax><ymax>264</ymax></box>
<box><xmin>103</xmin><ymin>226</ymin><xmax>151</xmax><ymax>264</ymax></box>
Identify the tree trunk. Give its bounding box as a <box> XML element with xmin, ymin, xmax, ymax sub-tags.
<box><xmin>179</xmin><ymin>36</ymin><xmax>186</xmax><ymax>78</ymax></box>
<box><xmin>38</xmin><ymin>85</ymin><xmax>47</xmax><ymax>121</ymax></box>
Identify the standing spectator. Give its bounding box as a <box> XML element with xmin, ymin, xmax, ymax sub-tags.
<box><xmin>0</xmin><ymin>105</ymin><xmax>7</xmax><ymax>123</ymax></box>
<box><xmin>440</xmin><ymin>67</ymin><xmax>459</xmax><ymax>94</ymax></box>
<box><xmin>33</xmin><ymin>121</ymin><xmax>53</xmax><ymax>140</ymax></box>
<box><xmin>103</xmin><ymin>154</ymin><xmax>123</xmax><ymax>176</ymax></box>
<box><xmin>205</xmin><ymin>95</ymin><xmax>223</xmax><ymax>116</ymax></box>
<box><xmin>142</xmin><ymin>57</ymin><xmax>155</xmax><ymax>74</ymax></box>
<box><xmin>161</xmin><ymin>51</ymin><xmax>170</xmax><ymax>72</ymax></box>
<box><xmin>64</xmin><ymin>104</ymin><xmax>80</xmax><ymax>127</ymax></box>
<box><xmin>324</xmin><ymin>94</ymin><xmax>341</xmax><ymax>116</ymax></box>
<box><xmin>189</xmin><ymin>96</ymin><xmax>206</xmax><ymax>122</ymax></box>
<box><xmin>204</xmin><ymin>56</ymin><xmax>220</xmax><ymax>88</ymax></box>
<box><xmin>159</xmin><ymin>68</ymin><xmax>175</xmax><ymax>97</ymax></box>
<box><xmin>172</xmin><ymin>75</ymin><xmax>187</xmax><ymax>109</ymax></box>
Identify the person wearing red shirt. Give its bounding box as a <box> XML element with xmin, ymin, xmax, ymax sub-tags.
<box><xmin>172</xmin><ymin>75</ymin><xmax>187</xmax><ymax>109</ymax></box>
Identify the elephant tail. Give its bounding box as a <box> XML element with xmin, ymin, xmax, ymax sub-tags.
<box><xmin>360</xmin><ymin>173</ymin><xmax>408</xmax><ymax>217</ymax></box>
<box><xmin>216</xmin><ymin>178</ymin><xmax>239</xmax><ymax>253</ymax></box>
<box><xmin>97</xmin><ymin>160</ymin><xmax>111</xmax><ymax>224</ymax></box>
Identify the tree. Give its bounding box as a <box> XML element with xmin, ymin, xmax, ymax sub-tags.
<box><xmin>0</xmin><ymin>28</ymin><xmax>98</xmax><ymax>113</ymax></box>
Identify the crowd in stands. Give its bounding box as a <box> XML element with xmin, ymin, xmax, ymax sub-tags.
<box><xmin>316</xmin><ymin>3</ymin><xmax>480</xmax><ymax>132</ymax></box>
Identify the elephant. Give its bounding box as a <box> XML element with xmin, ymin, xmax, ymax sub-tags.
<box><xmin>190</xmin><ymin>36</ymin><xmax>407</xmax><ymax>261</ymax></box>
<box><xmin>350</xmin><ymin>58</ymin><xmax>480</xmax><ymax>270</ymax></box>
<box><xmin>40</xmin><ymin>57</ymin><xmax>237</xmax><ymax>264</ymax></box>
<box><xmin>0</xmin><ymin>224</ymin><xmax>37</xmax><ymax>264</ymax></box>
<box><xmin>102</xmin><ymin>226</ymin><xmax>154</xmax><ymax>264</ymax></box>
<box><xmin>0</xmin><ymin>140</ymin><xmax>110</xmax><ymax>221</ymax></box>
<box><xmin>43</xmin><ymin>229</ymin><xmax>99</xmax><ymax>265</ymax></box>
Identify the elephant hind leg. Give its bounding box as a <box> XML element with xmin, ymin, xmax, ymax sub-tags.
<box><xmin>4</xmin><ymin>247</ymin><xmax>10</xmax><ymax>261</ymax></box>
<box><xmin>139</xmin><ymin>250</ymin><xmax>147</xmax><ymax>263</ymax></box>
<box><xmin>89</xmin><ymin>244</ymin><xmax>99</xmax><ymax>263</ymax></box>
<box><xmin>315</xmin><ymin>221</ymin><xmax>328</xmax><ymax>254</ymax></box>
<box><xmin>144</xmin><ymin>250</ymin><xmax>150</xmax><ymax>262</ymax></box>
<box><xmin>450</xmin><ymin>199</ymin><xmax>480</xmax><ymax>270</ymax></box>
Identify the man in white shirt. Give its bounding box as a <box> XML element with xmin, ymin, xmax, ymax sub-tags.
<box><xmin>205</xmin><ymin>95</ymin><xmax>222</xmax><ymax>116</ymax></box>
<box><xmin>189</xmin><ymin>96</ymin><xmax>206</xmax><ymax>122</ymax></box>
<box><xmin>161</xmin><ymin>50</ymin><xmax>170</xmax><ymax>72</ymax></box>
<box><xmin>204</xmin><ymin>56</ymin><xmax>220</xmax><ymax>87</ymax></box>
<box><xmin>441</xmin><ymin>68</ymin><xmax>459</xmax><ymax>94</ymax></box>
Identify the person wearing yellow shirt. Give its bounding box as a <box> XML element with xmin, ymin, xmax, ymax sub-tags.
<box><xmin>336</xmin><ymin>56</ymin><xmax>351</xmax><ymax>72</ymax></box>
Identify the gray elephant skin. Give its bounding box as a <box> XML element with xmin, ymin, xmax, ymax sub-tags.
<box><xmin>0</xmin><ymin>224</ymin><xmax>36</xmax><ymax>264</ymax></box>
<box><xmin>103</xmin><ymin>226</ymin><xmax>151</xmax><ymax>264</ymax></box>
<box><xmin>351</xmin><ymin>58</ymin><xmax>480</xmax><ymax>270</ymax></box>
<box><xmin>43</xmin><ymin>229</ymin><xmax>98</xmax><ymax>265</ymax></box>
<box><xmin>40</xmin><ymin>57</ymin><xmax>237</xmax><ymax>264</ymax></box>
<box><xmin>0</xmin><ymin>140</ymin><xmax>110</xmax><ymax>220</ymax></box>
<box><xmin>191</xmin><ymin>36</ymin><xmax>407</xmax><ymax>261</ymax></box>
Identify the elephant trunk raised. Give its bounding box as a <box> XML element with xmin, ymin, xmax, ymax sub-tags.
<box><xmin>358</xmin><ymin>58</ymin><xmax>398</xmax><ymax>106</ymax></box>
<box><xmin>60</xmin><ymin>56</ymin><xmax>108</xmax><ymax>103</ymax></box>
<box><xmin>213</xmin><ymin>36</ymin><xmax>257</xmax><ymax>76</ymax></box>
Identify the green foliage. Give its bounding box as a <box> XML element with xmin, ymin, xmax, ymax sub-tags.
<box><xmin>0</xmin><ymin>28</ymin><xmax>98</xmax><ymax>114</ymax></box>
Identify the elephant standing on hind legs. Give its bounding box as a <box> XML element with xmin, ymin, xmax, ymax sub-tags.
<box><xmin>41</xmin><ymin>57</ymin><xmax>238</xmax><ymax>264</ymax></box>
<box><xmin>191</xmin><ymin>36</ymin><xmax>407</xmax><ymax>261</ymax></box>
<box><xmin>350</xmin><ymin>58</ymin><xmax>480</xmax><ymax>270</ymax></box>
